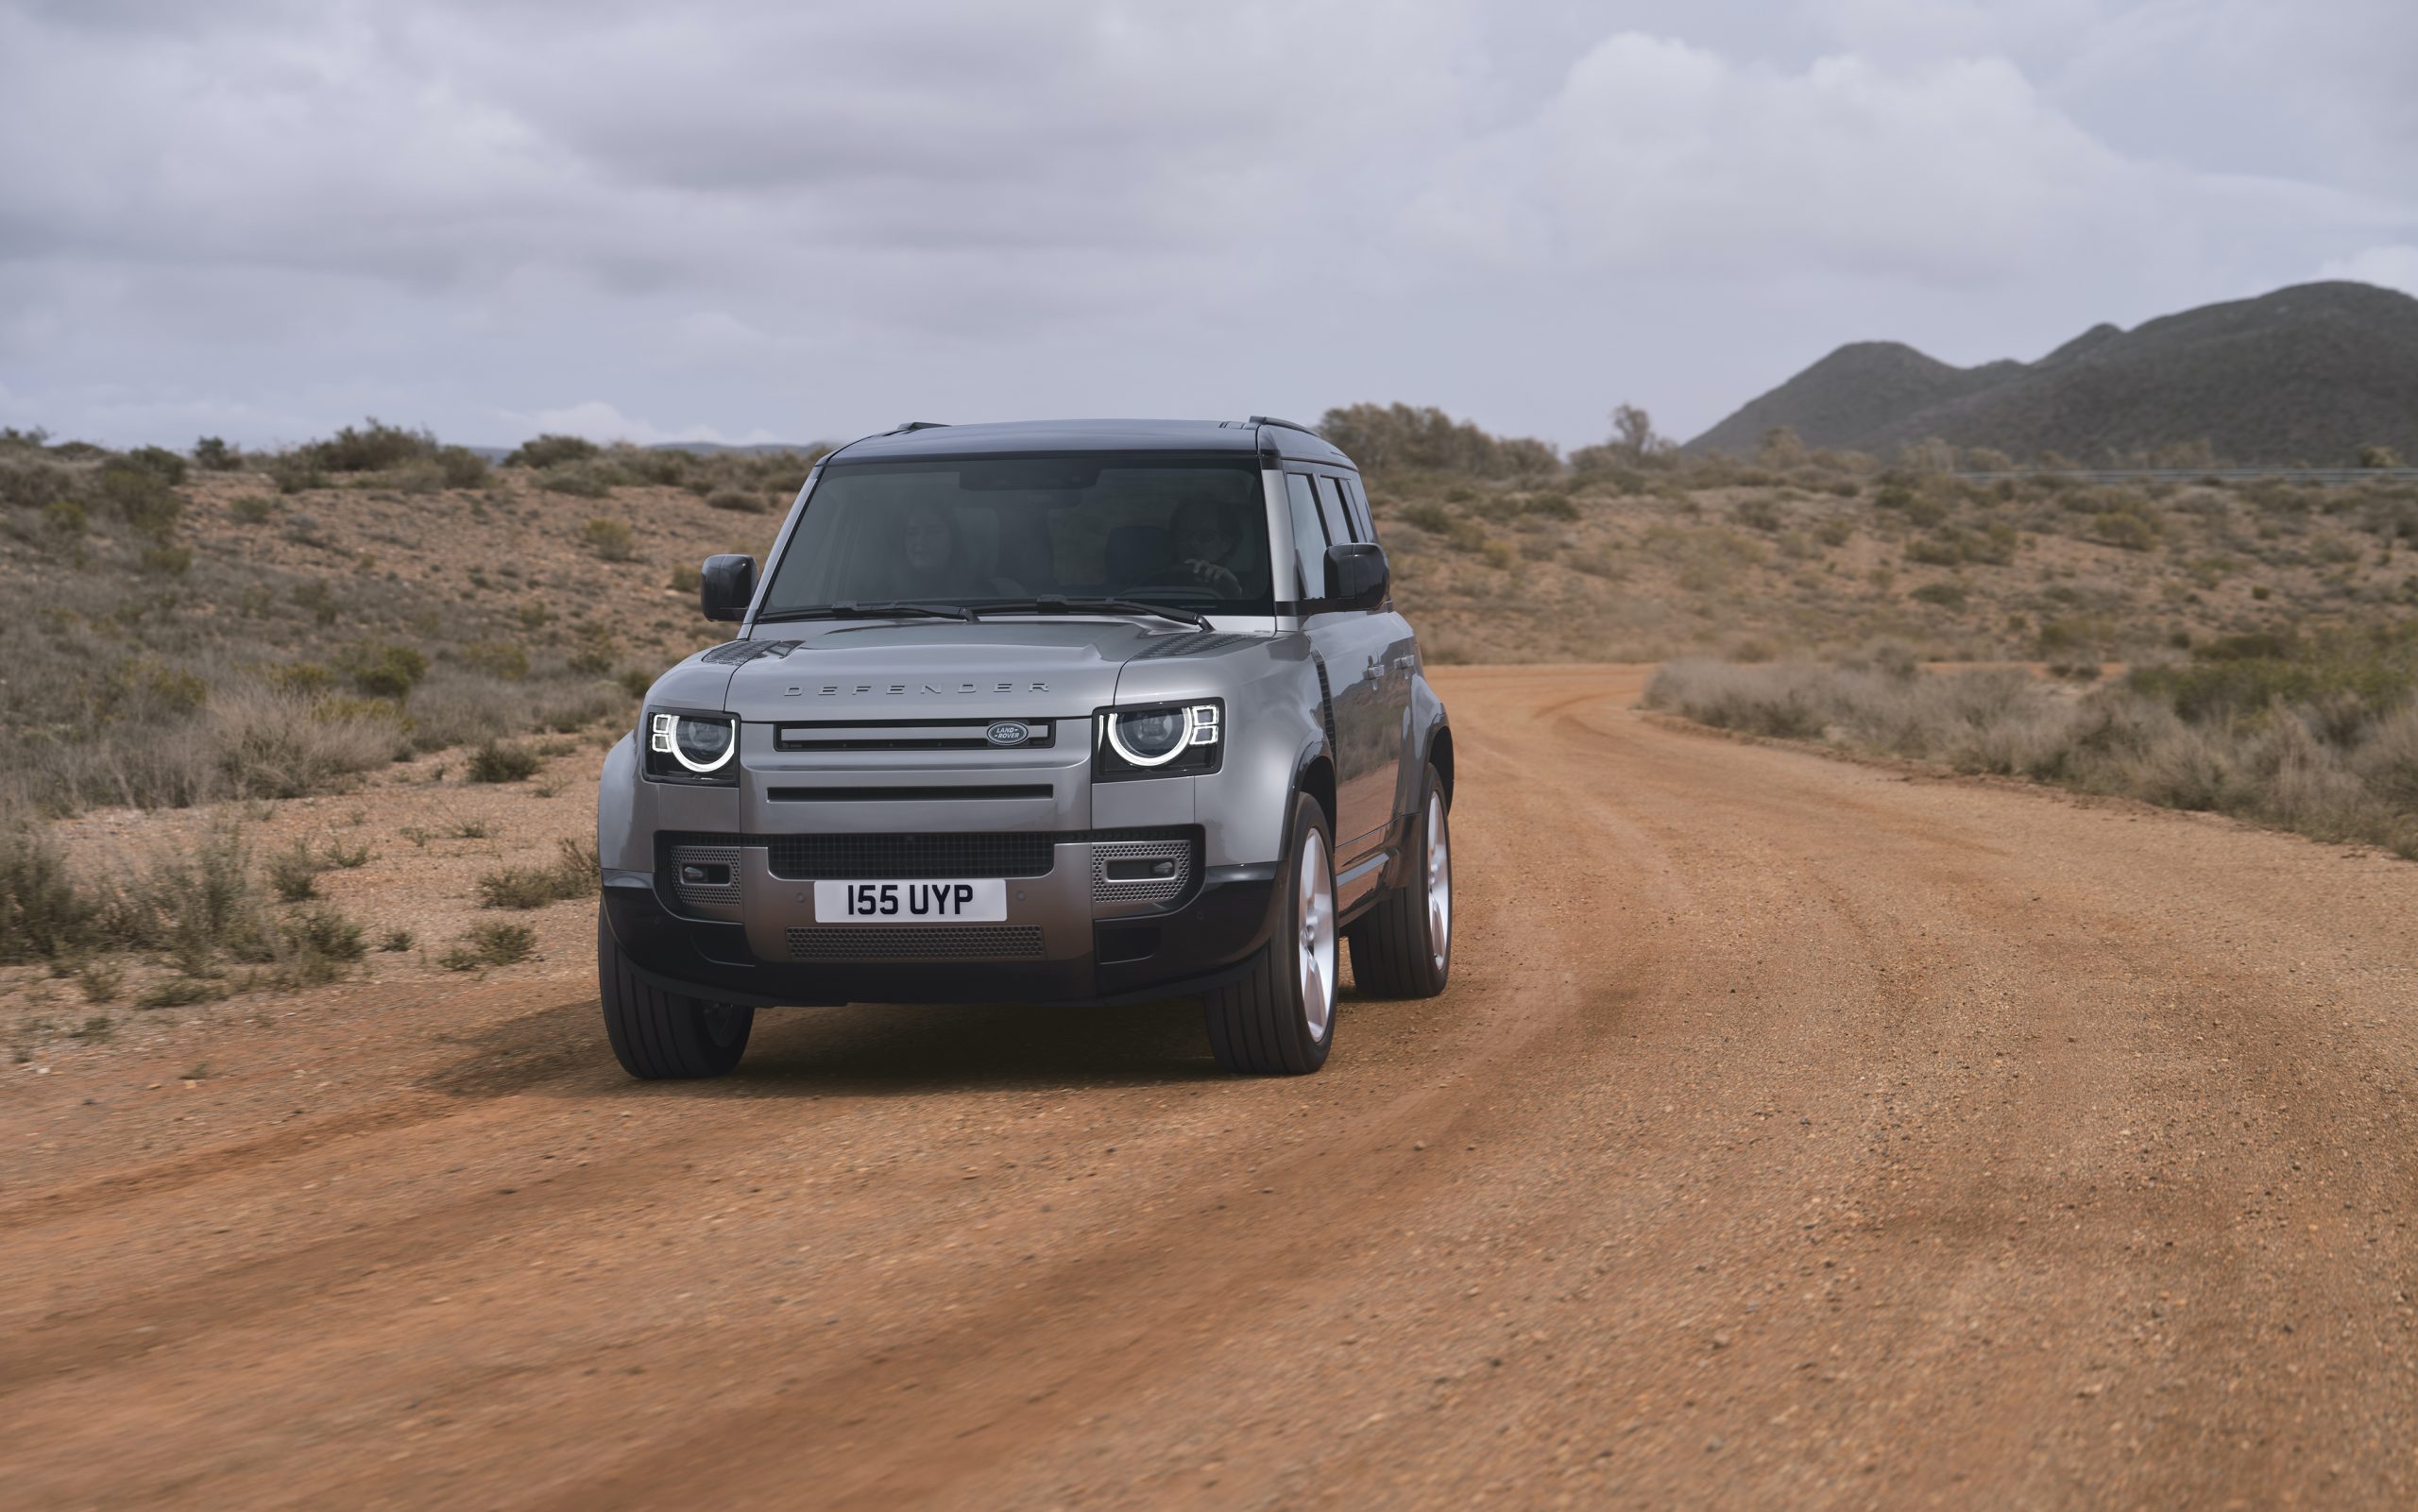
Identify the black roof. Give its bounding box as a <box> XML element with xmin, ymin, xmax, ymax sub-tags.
<box><xmin>826</xmin><ymin>417</ymin><xmax>1356</xmax><ymax>470</ymax></box>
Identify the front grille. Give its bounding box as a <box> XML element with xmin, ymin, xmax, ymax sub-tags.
<box><xmin>775</xmin><ymin>720</ymin><xmax>1057</xmax><ymax>752</ymax></box>
<box><xmin>1090</xmin><ymin>838</ymin><xmax>1194</xmax><ymax>904</ymax></box>
<box><xmin>786</xmin><ymin>926</ymin><xmax>1047</xmax><ymax>960</ymax></box>
<box><xmin>765</xmin><ymin>832</ymin><xmax>1057</xmax><ymax>880</ymax></box>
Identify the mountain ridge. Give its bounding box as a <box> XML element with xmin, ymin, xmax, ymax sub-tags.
<box><xmin>1687</xmin><ymin>281</ymin><xmax>2418</xmax><ymax>465</ymax></box>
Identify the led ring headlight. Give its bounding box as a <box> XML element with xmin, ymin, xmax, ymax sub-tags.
<box><xmin>1106</xmin><ymin>706</ymin><xmax>1194</xmax><ymax>767</ymax></box>
<box><xmin>1103</xmin><ymin>703</ymin><xmax>1220</xmax><ymax>768</ymax></box>
<box><xmin>651</xmin><ymin>712</ymin><xmax>736</xmax><ymax>773</ymax></box>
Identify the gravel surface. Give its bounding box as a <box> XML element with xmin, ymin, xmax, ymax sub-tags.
<box><xmin>5</xmin><ymin>664</ymin><xmax>2415</xmax><ymax>1509</ymax></box>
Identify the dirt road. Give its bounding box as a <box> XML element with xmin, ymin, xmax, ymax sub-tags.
<box><xmin>8</xmin><ymin>665</ymin><xmax>2417</xmax><ymax>1508</ymax></box>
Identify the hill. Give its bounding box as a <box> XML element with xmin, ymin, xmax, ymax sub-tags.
<box><xmin>1687</xmin><ymin>281</ymin><xmax>2418</xmax><ymax>466</ymax></box>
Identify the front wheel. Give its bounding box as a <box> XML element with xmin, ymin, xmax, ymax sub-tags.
<box><xmin>597</xmin><ymin>905</ymin><xmax>754</xmax><ymax>1079</ymax></box>
<box><xmin>1346</xmin><ymin>762</ymin><xmax>1452</xmax><ymax>998</ymax></box>
<box><xmin>1203</xmin><ymin>793</ymin><xmax>1337</xmax><ymax>1075</ymax></box>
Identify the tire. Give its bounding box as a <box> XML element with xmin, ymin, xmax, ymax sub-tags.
<box><xmin>1203</xmin><ymin>793</ymin><xmax>1337</xmax><ymax>1076</ymax></box>
<box><xmin>597</xmin><ymin>905</ymin><xmax>754</xmax><ymax>1079</ymax></box>
<box><xmin>1346</xmin><ymin>762</ymin><xmax>1452</xmax><ymax>998</ymax></box>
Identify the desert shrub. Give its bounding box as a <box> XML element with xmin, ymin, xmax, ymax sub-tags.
<box><xmin>542</xmin><ymin>465</ymin><xmax>616</xmax><ymax>499</ymax></box>
<box><xmin>439</xmin><ymin>920</ymin><xmax>536</xmax><ymax>971</ymax></box>
<box><xmin>1480</xmin><ymin>539</ymin><xmax>1518</xmax><ymax>571</ymax></box>
<box><xmin>2092</xmin><ymin>509</ymin><xmax>2163</xmax><ymax>552</ymax></box>
<box><xmin>265</xmin><ymin>452</ymin><xmax>327</xmax><ymax>494</ymax></box>
<box><xmin>91</xmin><ymin>464</ymin><xmax>181</xmax><ymax>537</ymax></box>
<box><xmin>379</xmin><ymin>926</ymin><xmax>415</xmax><ymax>952</ymax></box>
<box><xmin>43</xmin><ymin>499</ymin><xmax>88</xmax><ymax>535</ymax></box>
<box><xmin>476</xmin><ymin>839</ymin><xmax>599</xmax><ymax>910</ymax></box>
<box><xmin>0</xmin><ymin>823</ymin><xmax>103</xmax><ymax>962</ymax></box>
<box><xmin>139</xmin><ymin>543</ymin><xmax>194</xmax><ymax>576</ymax></box>
<box><xmin>229</xmin><ymin>496</ymin><xmax>276</xmax><ymax>524</ymax></box>
<box><xmin>467</xmin><ymin>739</ymin><xmax>541</xmax><ymax>783</ymax></box>
<box><xmin>123</xmin><ymin>446</ymin><xmax>190</xmax><ymax>485</ymax></box>
<box><xmin>1814</xmin><ymin>518</ymin><xmax>1854</xmax><ymax>548</ymax></box>
<box><xmin>1911</xmin><ymin>581</ymin><xmax>1968</xmax><ymax>610</ymax></box>
<box><xmin>337</xmin><ymin>640</ymin><xmax>429</xmax><ymax>699</ymax></box>
<box><xmin>566</xmin><ymin>623</ymin><xmax>619</xmax><ymax>675</ymax></box>
<box><xmin>1317</xmin><ymin>403</ymin><xmax>1559</xmax><ymax>478</ymax></box>
<box><xmin>457</xmin><ymin>639</ymin><xmax>530</xmax><ymax>680</ymax></box>
<box><xmin>303</xmin><ymin>419</ymin><xmax>436</xmax><ymax>472</ymax></box>
<box><xmin>206</xmin><ymin>685</ymin><xmax>398</xmax><ymax>800</ymax></box>
<box><xmin>434</xmin><ymin>446</ymin><xmax>490</xmax><ymax>488</ymax></box>
<box><xmin>706</xmin><ymin>488</ymin><xmax>768</xmax><ymax>514</ymax></box>
<box><xmin>268</xmin><ymin>839</ymin><xmax>324</xmax><ymax>901</ymax></box>
<box><xmin>668</xmin><ymin>562</ymin><xmax>702</xmax><ymax>594</ymax></box>
<box><xmin>1525</xmin><ymin>491</ymin><xmax>1579</xmax><ymax>521</ymax></box>
<box><xmin>193</xmin><ymin>436</ymin><xmax>244</xmax><ymax>471</ymax></box>
<box><xmin>505</xmin><ymin>434</ymin><xmax>600</xmax><ymax>468</ymax></box>
<box><xmin>581</xmin><ymin>517</ymin><xmax>637</xmax><ymax>559</ymax></box>
<box><xmin>1</xmin><ymin>455</ymin><xmax>75</xmax><ymax>509</ymax></box>
<box><xmin>1734</xmin><ymin>497</ymin><xmax>1783</xmax><ymax>533</ymax></box>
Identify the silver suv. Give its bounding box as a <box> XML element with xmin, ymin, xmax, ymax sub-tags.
<box><xmin>597</xmin><ymin>417</ymin><xmax>1454</xmax><ymax>1078</ymax></box>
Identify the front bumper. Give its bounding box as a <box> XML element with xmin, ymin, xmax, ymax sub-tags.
<box><xmin>602</xmin><ymin>861</ymin><xmax>1281</xmax><ymax>1008</ymax></box>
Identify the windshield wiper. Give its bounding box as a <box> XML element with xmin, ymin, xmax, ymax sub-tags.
<box><xmin>757</xmin><ymin>601</ymin><xmax>979</xmax><ymax>623</ymax></box>
<box><xmin>978</xmin><ymin>596</ymin><xmax>1209</xmax><ymax>629</ymax></box>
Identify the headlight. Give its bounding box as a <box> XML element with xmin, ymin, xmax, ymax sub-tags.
<box><xmin>645</xmin><ymin>710</ymin><xmax>740</xmax><ymax>785</ymax></box>
<box><xmin>1096</xmin><ymin>701</ymin><xmax>1221</xmax><ymax>779</ymax></box>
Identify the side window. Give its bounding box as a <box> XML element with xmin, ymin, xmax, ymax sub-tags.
<box><xmin>1313</xmin><ymin>475</ymin><xmax>1354</xmax><ymax>547</ymax></box>
<box><xmin>1284</xmin><ymin>473</ymin><xmax>1329</xmax><ymax>601</ymax></box>
<box><xmin>1341</xmin><ymin>475</ymin><xmax>1376</xmax><ymax>543</ymax></box>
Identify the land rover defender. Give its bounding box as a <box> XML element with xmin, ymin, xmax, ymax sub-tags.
<box><xmin>597</xmin><ymin>417</ymin><xmax>1454</xmax><ymax>1077</ymax></box>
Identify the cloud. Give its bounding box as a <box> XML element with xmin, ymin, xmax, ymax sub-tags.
<box><xmin>497</xmin><ymin>399</ymin><xmax>787</xmax><ymax>448</ymax></box>
<box><xmin>0</xmin><ymin>1</ymin><xmax>2413</xmax><ymax>450</ymax></box>
<box><xmin>2320</xmin><ymin>245</ymin><xmax>2418</xmax><ymax>297</ymax></box>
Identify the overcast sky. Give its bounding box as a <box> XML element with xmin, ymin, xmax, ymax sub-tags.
<box><xmin>4</xmin><ymin>0</ymin><xmax>2413</xmax><ymax>453</ymax></box>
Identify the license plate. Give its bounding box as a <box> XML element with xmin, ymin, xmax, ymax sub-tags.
<box><xmin>813</xmin><ymin>878</ymin><xmax>1008</xmax><ymax>923</ymax></box>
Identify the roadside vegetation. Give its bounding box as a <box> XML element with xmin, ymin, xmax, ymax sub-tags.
<box><xmin>1644</xmin><ymin>622</ymin><xmax>2418</xmax><ymax>858</ymax></box>
<box><xmin>9</xmin><ymin>401</ymin><xmax>2417</xmax><ymax>1038</ymax></box>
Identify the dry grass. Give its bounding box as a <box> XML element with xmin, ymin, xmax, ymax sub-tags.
<box><xmin>1646</xmin><ymin>643</ymin><xmax>2418</xmax><ymax>858</ymax></box>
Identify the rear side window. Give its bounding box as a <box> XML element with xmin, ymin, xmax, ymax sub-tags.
<box><xmin>1314</xmin><ymin>475</ymin><xmax>1354</xmax><ymax>546</ymax></box>
<box><xmin>1284</xmin><ymin>473</ymin><xmax>1330</xmax><ymax>600</ymax></box>
<box><xmin>1341</xmin><ymin>475</ymin><xmax>1376</xmax><ymax>542</ymax></box>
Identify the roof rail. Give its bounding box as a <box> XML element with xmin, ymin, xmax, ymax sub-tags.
<box><xmin>1248</xmin><ymin>416</ymin><xmax>1323</xmax><ymax>439</ymax></box>
<box><xmin>887</xmin><ymin>420</ymin><xmax>950</xmax><ymax>434</ymax></box>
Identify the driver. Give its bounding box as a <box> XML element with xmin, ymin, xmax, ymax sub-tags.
<box><xmin>1160</xmin><ymin>496</ymin><xmax>1251</xmax><ymax>599</ymax></box>
<box><xmin>893</xmin><ymin>503</ymin><xmax>1024</xmax><ymax>600</ymax></box>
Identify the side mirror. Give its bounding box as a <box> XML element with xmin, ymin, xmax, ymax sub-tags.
<box><xmin>1323</xmin><ymin>542</ymin><xmax>1389</xmax><ymax>611</ymax></box>
<box><xmin>700</xmin><ymin>554</ymin><xmax>756</xmax><ymax>621</ymax></box>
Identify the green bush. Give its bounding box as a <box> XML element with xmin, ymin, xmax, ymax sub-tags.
<box><xmin>467</xmin><ymin>740</ymin><xmax>541</xmax><ymax>783</ymax></box>
<box><xmin>338</xmin><ymin>640</ymin><xmax>429</xmax><ymax>699</ymax></box>
<box><xmin>439</xmin><ymin>919</ymin><xmax>536</xmax><ymax>971</ymax></box>
<box><xmin>193</xmin><ymin>436</ymin><xmax>244</xmax><ymax>471</ymax></box>
<box><xmin>0</xmin><ymin>824</ymin><xmax>103</xmax><ymax>963</ymax></box>
<box><xmin>458</xmin><ymin>639</ymin><xmax>531</xmax><ymax>680</ymax></box>
<box><xmin>505</xmin><ymin>434</ymin><xmax>601</xmax><ymax>468</ymax></box>
<box><xmin>124</xmin><ymin>446</ymin><xmax>190</xmax><ymax>485</ymax></box>
<box><xmin>434</xmin><ymin>446</ymin><xmax>490</xmax><ymax>488</ymax></box>
<box><xmin>476</xmin><ymin>840</ymin><xmax>599</xmax><ymax>909</ymax></box>
<box><xmin>92</xmin><ymin>464</ymin><xmax>181</xmax><ymax>537</ymax></box>
<box><xmin>581</xmin><ymin>518</ymin><xmax>637</xmax><ymax>559</ymax></box>
<box><xmin>303</xmin><ymin>419</ymin><xmax>437</xmax><ymax>472</ymax></box>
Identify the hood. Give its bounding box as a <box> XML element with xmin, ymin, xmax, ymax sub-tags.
<box><xmin>713</xmin><ymin>619</ymin><xmax>1172</xmax><ymax>722</ymax></box>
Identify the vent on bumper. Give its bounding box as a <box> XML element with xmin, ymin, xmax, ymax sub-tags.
<box><xmin>786</xmin><ymin>926</ymin><xmax>1047</xmax><ymax>960</ymax></box>
<box><xmin>668</xmin><ymin>842</ymin><xmax>742</xmax><ymax>909</ymax></box>
<box><xmin>1090</xmin><ymin>838</ymin><xmax>1194</xmax><ymax>905</ymax></box>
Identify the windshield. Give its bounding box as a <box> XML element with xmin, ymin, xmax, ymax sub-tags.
<box><xmin>758</xmin><ymin>452</ymin><xmax>1274</xmax><ymax>617</ymax></box>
